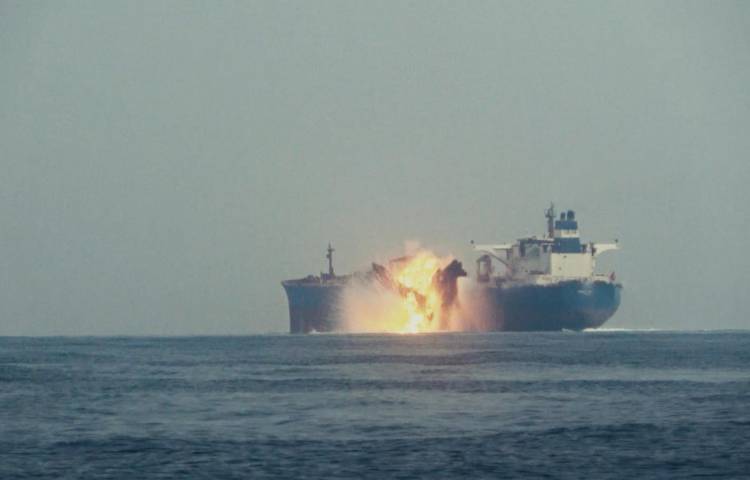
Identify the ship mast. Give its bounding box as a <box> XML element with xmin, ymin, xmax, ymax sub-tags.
<box><xmin>545</xmin><ymin>203</ymin><xmax>555</xmax><ymax>238</ymax></box>
<box><xmin>326</xmin><ymin>243</ymin><xmax>335</xmax><ymax>277</ymax></box>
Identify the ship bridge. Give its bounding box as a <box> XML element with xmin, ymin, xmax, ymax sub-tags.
<box><xmin>473</xmin><ymin>204</ymin><xmax>618</xmax><ymax>281</ymax></box>
<box><xmin>553</xmin><ymin>210</ymin><xmax>582</xmax><ymax>253</ymax></box>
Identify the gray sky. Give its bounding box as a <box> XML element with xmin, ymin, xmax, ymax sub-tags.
<box><xmin>1</xmin><ymin>1</ymin><xmax>748</xmax><ymax>334</ymax></box>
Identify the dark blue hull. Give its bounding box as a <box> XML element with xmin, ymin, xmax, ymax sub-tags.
<box><xmin>282</xmin><ymin>279</ymin><xmax>621</xmax><ymax>333</ymax></box>
<box><xmin>481</xmin><ymin>280</ymin><xmax>622</xmax><ymax>331</ymax></box>
<box><xmin>282</xmin><ymin>282</ymin><xmax>344</xmax><ymax>333</ymax></box>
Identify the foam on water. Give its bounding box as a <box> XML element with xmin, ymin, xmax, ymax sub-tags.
<box><xmin>583</xmin><ymin>327</ymin><xmax>664</xmax><ymax>332</ymax></box>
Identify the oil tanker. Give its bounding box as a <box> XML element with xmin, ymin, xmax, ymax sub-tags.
<box><xmin>281</xmin><ymin>205</ymin><xmax>621</xmax><ymax>333</ymax></box>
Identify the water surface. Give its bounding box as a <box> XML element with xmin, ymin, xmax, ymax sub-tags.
<box><xmin>1</xmin><ymin>331</ymin><xmax>748</xmax><ymax>478</ymax></box>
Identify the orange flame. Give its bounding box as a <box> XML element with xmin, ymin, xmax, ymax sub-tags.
<box><xmin>393</xmin><ymin>251</ymin><xmax>444</xmax><ymax>333</ymax></box>
<box><xmin>339</xmin><ymin>250</ymin><xmax>454</xmax><ymax>334</ymax></box>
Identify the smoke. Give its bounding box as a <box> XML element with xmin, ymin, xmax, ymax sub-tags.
<box><xmin>336</xmin><ymin>246</ymin><xmax>494</xmax><ymax>333</ymax></box>
<box><xmin>403</xmin><ymin>240</ymin><xmax>423</xmax><ymax>256</ymax></box>
<box><xmin>336</xmin><ymin>248</ymin><xmax>449</xmax><ymax>333</ymax></box>
<box><xmin>337</xmin><ymin>276</ymin><xmax>413</xmax><ymax>333</ymax></box>
<box><xmin>452</xmin><ymin>278</ymin><xmax>495</xmax><ymax>331</ymax></box>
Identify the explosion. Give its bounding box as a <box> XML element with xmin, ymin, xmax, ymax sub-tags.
<box><xmin>339</xmin><ymin>249</ymin><xmax>466</xmax><ymax>333</ymax></box>
<box><xmin>394</xmin><ymin>251</ymin><xmax>443</xmax><ymax>333</ymax></box>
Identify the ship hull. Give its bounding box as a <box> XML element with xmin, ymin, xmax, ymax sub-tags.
<box><xmin>481</xmin><ymin>280</ymin><xmax>621</xmax><ymax>331</ymax></box>
<box><xmin>282</xmin><ymin>282</ymin><xmax>344</xmax><ymax>333</ymax></box>
<box><xmin>282</xmin><ymin>279</ymin><xmax>620</xmax><ymax>333</ymax></box>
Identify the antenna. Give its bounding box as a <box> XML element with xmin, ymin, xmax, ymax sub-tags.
<box><xmin>545</xmin><ymin>203</ymin><xmax>555</xmax><ymax>238</ymax></box>
<box><xmin>326</xmin><ymin>243</ymin><xmax>335</xmax><ymax>277</ymax></box>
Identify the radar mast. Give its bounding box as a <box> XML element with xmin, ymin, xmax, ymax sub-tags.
<box><xmin>326</xmin><ymin>243</ymin><xmax>335</xmax><ymax>277</ymax></box>
<box><xmin>545</xmin><ymin>203</ymin><xmax>555</xmax><ymax>238</ymax></box>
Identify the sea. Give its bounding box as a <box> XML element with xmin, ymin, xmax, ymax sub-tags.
<box><xmin>1</xmin><ymin>331</ymin><xmax>749</xmax><ymax>479</ymax></box>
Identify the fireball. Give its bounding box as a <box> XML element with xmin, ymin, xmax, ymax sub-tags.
<box><xmin>392</xmin><ymin>251</ymin><xmax>444</xmax><ymax>333</ymax></box>
<box><xmin>340</xmin><ymin>249</ymin><xmax>464</xmax><ymax>334</ymax></box>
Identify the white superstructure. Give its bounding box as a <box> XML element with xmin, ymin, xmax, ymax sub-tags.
<box><xmin>473</xmin><ymin>205</ymin><xmax>618</xmax><ymax>285</ymax></box>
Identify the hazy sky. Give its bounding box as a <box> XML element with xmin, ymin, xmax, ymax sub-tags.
<box><xmin>1</xmin><ymin>1</ymin><xmax>748</xmax><ymax>334</ymax></box>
